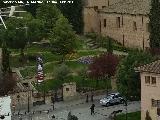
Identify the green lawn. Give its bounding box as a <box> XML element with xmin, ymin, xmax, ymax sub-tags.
<box><xmin>115</xmin><ymin>111</ymin><xmax>140</xmax><ymax>120</ymax></box>
<box><xmin>20</xmin><ymin>61</ymin><xmax>86</xmax><ymax>78</ymax></box>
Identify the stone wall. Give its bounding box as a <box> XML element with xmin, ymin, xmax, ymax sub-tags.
<box><xmin>83</xmin><ymin>0</ymin><xmax>123</xmax><ymax>34</ymax></box>
<box><xmin>83</xmin><ymin>7</ymin><xmax>100</xmax><ymax>33</ymax></box>
<box><xmin>63</xmin><ymin>82</ymin><xmax>77</xmax><ymax>101</ymax></box>
<box><xmin>100</xmin><ymin>13</ymin><xmax>150</xmax><ymax>49</ymax></box>
<box><xmin>86</xmin><ymin>0</ymin><xmax>123</xmax><ymax>9</ymax></box>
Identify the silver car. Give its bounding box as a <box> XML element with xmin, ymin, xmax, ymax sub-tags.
<box><xmin>100</xmin><ymin>92</ymin><xmax>125</xmax><ymax>106</ymax></box>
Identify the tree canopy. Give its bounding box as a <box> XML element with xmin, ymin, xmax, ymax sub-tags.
<box><xmin>57</xmin><ymin>0</ymin><xmax>84</xmax><ymax>34</ymax></box>
<box><xmin>116</xmin><ymin>50</ymin><xmax>154</xmax><ymax>100</ymax></box>
<box><xmin>88</xmin><ymin>53</ymin><xmax>119</xmax><ymax>79</ymax></box>
<box><xmin>49</xmin><ymin>15</ymin><xmax>77</xmax><ymax>60</ymax></box>
<box><xmin>36</xmin><ymin>3</ymin><xmax>61</xmax><ymax>38</ymax></box>
<box><xmin>149</xmin><ymin>0</ymin><xmax>160</xmax><ymax>48</ymax></box>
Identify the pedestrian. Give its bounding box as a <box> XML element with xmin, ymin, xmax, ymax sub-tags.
<box><xmin>86</xmin><ymin>94</ymin><xmax>88</xmax><ymax>103</ymax></box>
<box><xmin>52</xmin><ymin>114</ymin><xmax>55</xmax><ymax>119</ymax></box>
<box><xmin>90</xmin><ymin>104</ymin><xmax>95</xmax><ymax>115</ymax></box>
<box><xmin>52</xmin><ymin>100</ymin><xmax>55</xmax><ymax>110</ymax></box>
<box><xmin>91</xmin><ymin>94</ymin><xmax>94</xmax><ymax>102</ymax></box>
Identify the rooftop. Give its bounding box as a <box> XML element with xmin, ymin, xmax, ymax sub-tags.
<box><xmin>135</xmin><ymin>60</ymin><xmax>160</xmax><ymax>74</ymax></box>
<box><xmin>99</xmin><ymin>0</ymin><xmax>151</xmax><ymax>15</ymax></box>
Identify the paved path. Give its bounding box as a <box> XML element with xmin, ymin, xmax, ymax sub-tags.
<box><xmin>12</xmin><ymin>94</ymin><xmax>140</xmax><ymax>120</ymax></box>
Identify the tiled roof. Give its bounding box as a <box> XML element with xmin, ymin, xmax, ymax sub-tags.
<box><xmin>135</xmin><ymin>60</ymin><xmax>160</xmax><ymax>74</ymax></box>
<box><xmin>99</xmin><ymin>0</ymin><xmax>151</xmax><ymax>15</ymax></box>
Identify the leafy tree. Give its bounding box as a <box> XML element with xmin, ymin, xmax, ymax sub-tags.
<box><xmin>49</xmin><ymin>15</ymin><xmax>77</xmax><ymax>61</ymax></box>
<box><xmin>4</xmin><ymin>17</ymin><xmax>27</xmax><ymax>57</ymax></box>
<box><xmin>57</xmin><ymin>0</ymin><xmax>84</xmax><ymax>34</ymax></box>
<box><xmin>0</xmin><ymin>72</ymin><xmax>16</xmax><ymax>96</ymax></box>
<box><xmin>27</xmin><ymin>19</ymin><xmax>44</xmax><ymax>42</ymax></box>
<box><xmin>149</xmin><ymin>0</ymin><xmax>160</xmax><ymax>48</ymax></box>
<box><xmin>2</xmin><ymin>42</ymin><xmax>11</xmax><ymax>73</ymax></box>
<box><xmin>36</xmin><ymin>3</ymin><xmax>61</xmax><ymax>38</ymax></box>
<box><xmin>88</xmin><ymin>53</ymin><xmax>119</xmax><ymax>90</ymax></box>
<box><xmin>117</xmin><ymin>50</ymin><xmax>153</xmax><ymax>100</ymax></box>
<box><xmin>53</xmin><ymin>63</ymin><xmax>70</xmax><ymax>81</ymax></box>
<box><xmin>1</xmin><ymin>12</ymin><xmax>33</xmax><ymax>56</ymax></box>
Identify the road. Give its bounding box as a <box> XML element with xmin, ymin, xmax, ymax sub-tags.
<box><xmin>12</xmin><ymin>97</ymin><xmax>140</xmax><ymax>120</ymax></box>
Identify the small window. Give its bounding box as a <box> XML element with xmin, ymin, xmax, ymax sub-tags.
<box><xmin>158</xmin><ymin>100</ymin><xmax>160</xmax><ymax>108</ymax></box>
<box><xmin>102</xmin><ymin>6</ymin><xmax>106</xmax><ymax>8</ymax></box>
<box><xmin>133</xmin><ymin>21</ymin><xmax>137</xmax><ymax>31</ymax></box>
<box><xmin>66</xmin><ymin>88</ymin><xmax>69</xmax><ymax>91</ymax></box>
<box><xmin>122</xmin><ymin>16</ymin><xmax>123</xmax><ymax>26</ymax></box>
<box><xmin>151</xmin><ymin>77</ymin><xmax>156</xmax><ymax>85</ymax></box>
<box><xmin>94</xmin><ymin>6</ymin><xmax>98</xmax><ymax>10</ymax></box>
<box><xmin>146</xmin><ymin>23</ymin><xmax>150</xmax><ymax>32</ymax></box>
<box><xmin>152</xmin><ymin>99</ymin><xmax>157</xmax><ymax>107</ymax></box>
<box><xmin>116</xmin><ymin>17</ymin><xmax>120</xmax><ymax>28</ymax></box>
<box><xmin>104</xmin><ymin>19</ymin><xmax>106</xmax><ymax>27</ymax></box>
<box><xmin>145</xmin><ymin>76</ymin><xmax>150</xmax><ymax>84</ymax></box>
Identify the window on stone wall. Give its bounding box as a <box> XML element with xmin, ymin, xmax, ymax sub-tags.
<box><xmin>146</xmin><ymin>23</ymin><xmax>150</xmax><ymax>32</ymax></box>
<box><xmin>94</xmin><ymin>6</ymin><xmax>98</xmax><ymax>10</ymax></box>
<box><xmin>158</xmin><ymin>100</ymin><xmax>160</xmax><ymax>108</ymax></box>
<box><xmin>102</xmin><ymin>6</ymin><xmax>106</xmax><ymax>9</ymax></box>
<box><xmin>116</xmin><ymin>17</ymin><xmax>120</xmax><ymax>28</ymax></box>
<box><xmin>145</xmin><ymin>76</ymin><xmax>150</xmax><ymax>84</ymax></box>
<box><xmin>66</xmin><ymin>88</ymin><xmax>69</xmax><ymax>91</ymax></box>
<box><xmin>152</xmin><ymin>99</ymin><xmax>157</xmax><ymax>107</ymax></box>
<box><xmin>104</xmin><ymin>19</ymin><xmax>106</xmax><ymax>27</ymax></box>
<box><xmin>151</xmin><ymin>77</ymin><xmax>156</xmax><ymax>85</ymax></box>
<box><xmin>151</xmin><ymin>99</ymin><xmax>160</xmax><ymax>108</ymax></box>
<box><xmin>122</xmin><ymin>16</ymin><xmax>124</xmax><ymax>26</ymax></box>
<box><xmin>133</xmin><ymin>21</ymin><xmax>137</xmax><ymax>31</ymax></box>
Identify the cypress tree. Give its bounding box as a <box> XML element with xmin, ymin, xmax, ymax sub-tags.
<box><xmin>57</xmin><ymin>0</ymin><xmax>84</xmax><ymax>34</ymax></box>
<box><xmin>149</xmin><ymin>0</ymin><xmax>160</xmax><ymax>48</ymax></box>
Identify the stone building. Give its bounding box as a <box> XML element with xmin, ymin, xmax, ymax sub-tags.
<box><xmin>136</xmin><ymin>60</ymin><xmax>160</xmax><ymax>120</ymax></box>
<box><xmin>83</xmin><ymin>0</ymin><xmax>151</xmax><ymax>49</ymax></box>
<box><xmin>63</xmin><ymin>82</ymin><xmax>77</xmax><ymax>101</ymax></box>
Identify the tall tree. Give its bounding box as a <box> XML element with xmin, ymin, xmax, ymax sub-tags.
<box><xmin>149</xmin><ymin>0</ymin><xmax>160</xmax><ymax>48</ymax></box>
<box><xmin>36</xmin><ymin>3</ymin><xmax>61</xmax><ymax>38</ymax></box>
<box><xmin>57</xmin><ymin>0</ymin><xmax>84</xmax><ymax>34</ymax></box>
<box><xmin>4</xmin><ymin>17</ymin><xmax>28</xmax><ymax>57</ymax></box>
<box><xmin>117</xmin><ymin>50</ymin><xmax>153</xmax><ymax>100</ymax></box>
<box><xmin>27</xmin><ymin>19</ymin><xmax>44</xmax><ymax>42</ymax></box>
<box><xmin>88</xmin><ymin>53</ymin><xmax>119</xmax><ymax>90</ymax></box>
<box><xmin>49</xmin><ymin>15</ymin><xmax>77</xmax><ymax>61</ymax></box>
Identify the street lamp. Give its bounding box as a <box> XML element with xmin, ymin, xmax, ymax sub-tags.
<box><xmin>17</xmin><ymin>94</ymin><xmax>20</xmax><ymax>112</ymax></box>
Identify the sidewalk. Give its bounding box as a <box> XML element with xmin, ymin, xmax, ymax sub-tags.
<box><xmin>13</xmin><ymin>94</ymin><xmax>106</xmax><ymax>114</ymax></box>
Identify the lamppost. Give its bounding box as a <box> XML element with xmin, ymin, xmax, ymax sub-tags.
<box><xmin>27</xmin><ymin>88</ymin><xmax>30</xmax><ymax>113</ymax></box>
<box><xmin>125</xmin><ymin>91</ymin><xmax>128</xmax><ymax>120</ymax></box>
<box><xmin>17</xmin><ymin>94</ymin><xmax>20</xmax><ymax>112</ymax></box>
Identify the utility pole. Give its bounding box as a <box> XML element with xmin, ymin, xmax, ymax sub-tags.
<box><xmin>27</xmin><ymin>89</ymin><xmax>30</xmax><ymax>113</ymax></box>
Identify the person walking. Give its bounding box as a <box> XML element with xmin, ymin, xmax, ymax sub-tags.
<box><xmin>86</xmin><ymin>94</ymin><xmax>88</xmax><ymax>103</ymax></box>
<box><xmin>90</xmin><ymin>104</ymin><xmax>95</xmax><ymax>115</ymax></box>
<box><xmin>91</xmin><ymin>94</ymin><xmax>94</xmax><ymax>102</ymax></box>
<box><xmin>51</xmin><ymin>97</ymin><xmax>55</xmax><ymax>110</ymax></box>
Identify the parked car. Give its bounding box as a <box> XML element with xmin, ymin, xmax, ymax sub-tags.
<box><xmin>100</xmin><ymin>92</ymin><xmax>125</xmax><ymax>106</ymax></box>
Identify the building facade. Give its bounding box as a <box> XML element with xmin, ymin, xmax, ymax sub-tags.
<box><xmin>83</xmin><ymin>0</ymin><xmax>151</xmax><ymax>49</ymax></box>
<box><xmin>136</xmin><ymin>60</ymin><xmax>160</xmax><ymax>120</ymax></box>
